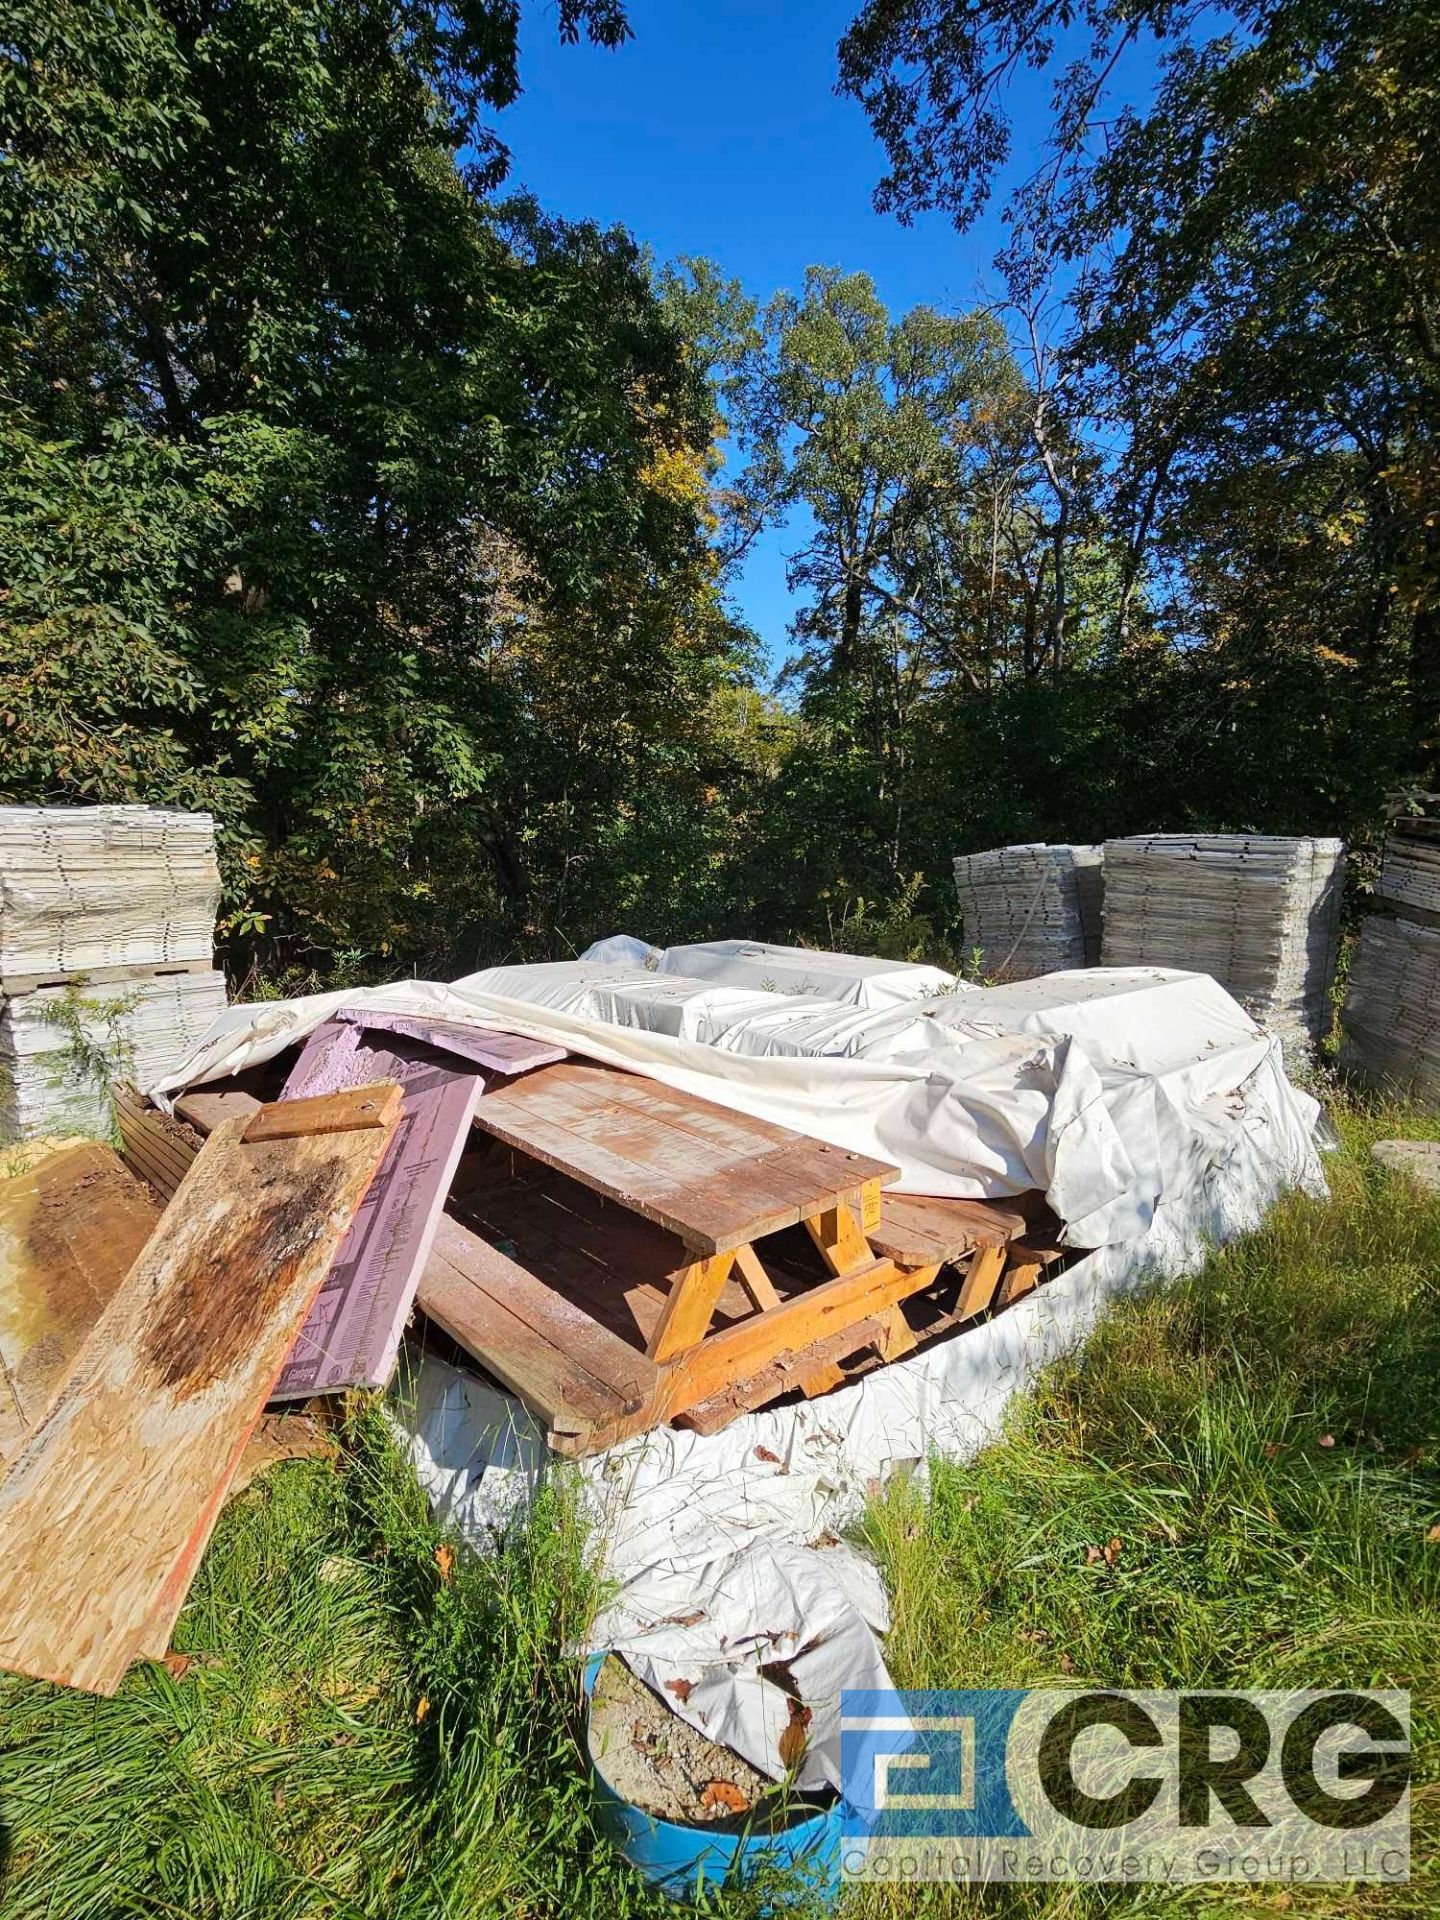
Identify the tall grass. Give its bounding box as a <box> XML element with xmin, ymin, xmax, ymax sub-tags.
<box><xmin>0</xmin><ymin>1093</ymin><xmax>1434</xmax><ymax>1918</ymax></box>
<box><xmin>856</xmin><ymin>1094</ymin><xmax>1440</xmax><ymax>1918</ymax></box>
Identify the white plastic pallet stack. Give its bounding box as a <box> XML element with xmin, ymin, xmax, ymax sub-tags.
<box><xmin>1340</xmin><ymin>820</ymin><xmax>1440</xmax><ymax>1101</ymax></box>
<box><xmin>952</xmin><ymin>843</ymin><xmax>1104</xmax><ymax>980</ymax></box>
<box><xmin>0</xmin><ymin>806</ymin><xmax>226</xmax><ymax>1137</ymax></box>
<box><xmin>1100</xmin><ymin>834</ymin><xmax>1345</xmax><ymax>1063</ymax></box>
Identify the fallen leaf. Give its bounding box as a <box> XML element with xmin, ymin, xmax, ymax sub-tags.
<box><xmin>778</xmin><ymin>1696</ymin><xmax>813</xmax><ymax>1771</ymax></box>
<box><xmin>1263</xmin><ymin>1442</ymin><xmax>1286</xmax><ymax>1460</ymax></box>
<box><xmin>1400</xmin><ymin>1445</ymin><xmax>1426</xmax><ymax>1467</ymax></box>
<box><xmin>1104</xmin><ymin>1537</ymin><xmax>1123</xmax><ymax>1568</ymax></box>
<box><xmin>415</xmin><ymin>1696</ymin><xmax>430</xmax><ymax>1724</ymax></box>
<box><xmin>665</xmin><ymin>1677</ymin><xmax>694</xmax><ymax>1703</ymax></box>
<box><xmin>1058</xmin><ymin>1652</ymin><xmax>1075</xmax><ymax>1675</ymax></box>
<box><xmin>1426</xmin><ymin>1523</ymin><xmax>1440</xmax><ymax>1544</ymax></box>
<box><xmin>755</xmin><ymin>1445</ymin><xmax>782</xmax><ymax>1464</ymax></box>
<box><xmin>1318</xmin><ymin>1434</ymin><xmax>1336</xmax><ymax>1449</ymax></box>
<box><xmin>435</xmin><ymin>1543</ymin><xmax>455</xmax><ymax>1584</ymax></box>
<box><xmin>658</xmin><ymin>1609</ymin><xmax>706</xmax><ymax>1629</ymax></box>
<box><xmin>1085</xmin><ymin>1544</ymin><xmax>1104</xmax><ymax>1566</ymax></box>
<box><xmin>161</xmin><ymin>1651</ymin><xmax>191</xmax><ymax>1681</ymax></box>
<box><xmin>702</xmin><ymin>1780</ymin><xmax>748</xmax><ymax>1815</ymax></box>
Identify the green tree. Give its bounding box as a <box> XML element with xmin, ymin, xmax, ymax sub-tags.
<box><xmin>1</xmin><ymin>0</ymin><xmax>740</xmax><ymax>970</ymax></box>
<box><xmin>840</xmin><ymin>0</ymin><xmax>1440</xmax><ymax>798</ymax></box>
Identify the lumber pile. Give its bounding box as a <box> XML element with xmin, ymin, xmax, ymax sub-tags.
<box><xmin>1340</xmin><ymin>819</ymin><xmax>1440</xmax><ymax>1100</ymax></box>
<box><xmin>3</xmin><ymin>989</ymin><xmax>1063</xmax><ymax>1698</ymax></box>
<box><xmin>1100</xmin><ymin>834</ymin><xmax>1345</xmax><ymax>1061</ymax></box>
<box><xmin>952</xmin><ymin>843</ymin><xmax>1104</xmax><ymax>979</ymax></box>
<box><xmin>0</xmin><ymin>806</ymin><xmax>226</xmax><ymax>1138</ymax></box>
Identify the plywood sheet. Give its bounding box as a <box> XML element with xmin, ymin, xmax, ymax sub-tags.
<box><xmin>470</xmin><ymin>1060</ymin><xmax>898</xmax><ymax>1254</ymax></box>
<box><xmin>0</xmin><ymin>1139</ymin><xmax>163</xmax><ymax>1466</ymax></box>
<box><xmin>271</xmin><ymin>1023</ymin><xmax>483</xmax><ymax>1398</ymax></box>
<box><xmin>0</xmin><ymin>1101</ymin><xmax>393</xmax><ymax>1695</ymax></box>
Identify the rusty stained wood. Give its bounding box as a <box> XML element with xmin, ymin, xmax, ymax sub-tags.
<box><xmin>0</xmin><ymin>1139</ymin><xmax>163</xmax><ymax>1467</ymax></box>
<box><xmin>470</xmin><ymin>1060</ymin><xmax>899</xmax><ymax>1255</ymax></box>
<box><xmin>0</xmin><ymin>1104</ymin><xmax>395</xmax><ymax>1695</ymax></box>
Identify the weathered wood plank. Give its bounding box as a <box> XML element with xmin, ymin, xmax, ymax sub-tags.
<box><xmin>419</xmin><ymin>1214</ymin><xmax>659</xmax><ymax>1433</ymax></box>
<box><xmin>471</xmin><ymin>1061</ymin><xmax>899</xmax><ymax>1254</ymax></box>
<box><xmin>242</xmin><ymin>1082</ymin><xmax>402</xmax><ymax>1142</ymax></box>
<box><xmin>174</xmin><ymin>1086</ymin><xmax>263</xmax><ymax>1135</ymax></box>
<box><xmin>0</xmin><ymin>1140</ymin><xmax>163</xmax><ymax>1467</ymax></box>
<box><xmin>113</xmin><ymin>1084</ymin><xmax>203</xmax><ymax>1199</ymax></box>
<box><xmin>271</xmin><ymin>1026</ymin><xmax>485</xmax><ymax>1399</ymax></box>
<box><xmin>869</xmin><ymin>1190</ymin><xmax>1031</xmax><ymax>1267</ymax></box>
<box><xmin>672</xmin><ymin>1315</ymin><xmax>887</xmax><ymax>1435</ymax></box>
<box><xmin>0</xmin><ymin>1104</ymin><xmax>394</xmax><ymax>1694</ymax></box>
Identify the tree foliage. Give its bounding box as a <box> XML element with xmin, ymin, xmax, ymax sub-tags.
<box><xmin>1</xmin><ymin>0</ymin><xmax>749</xmax><ymax>969</ymax></box>
<box><xmin>840</xmin><ymin>0</ymin><xmax>1440</xmax><ymax>795</ymax></box>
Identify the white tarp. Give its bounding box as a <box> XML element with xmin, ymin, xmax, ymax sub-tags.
<box><xmin>582</xmin><ymin>933</ymin><xmax>961</xmax><ymax>1007</ymax></box>
<box><xmin>149</xmin><ymin>954</ymin><xmax>1327</xmax><ymax>1789</ymax></box>
<box><xmin>153</xmin><ymin>960</ymin><xmax>1322</xmax><ymax>1254</ymax></box>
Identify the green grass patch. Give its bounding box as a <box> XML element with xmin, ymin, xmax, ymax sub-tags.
<box><xmin>0</xmin><ymin>1091</ymin><xmax>1435</xmax><ymax>1918</ymax></box>
<box><xmin>855</xmin><ymin>1092</ymin><xmax>1440</xmax><ymax>1917</ymax></box>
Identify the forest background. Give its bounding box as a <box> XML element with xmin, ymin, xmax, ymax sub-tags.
<box><xmin>3</xmin><ymin>0</ymin><xmax>1435</xmax><ymax>983</ymax></box>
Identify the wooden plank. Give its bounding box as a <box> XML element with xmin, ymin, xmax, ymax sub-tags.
<box><xmin>174</xmin><ymin>1086</ymin><xmax>263</xmax><ymax>1135</ymax></box>
<box><xmin>271</xmin><ymin>1027</ymin><xmax>485</xmax><ymax>1399</ymax></box>
<box><xmin>955</xmin><ymin>1242</ymin><xmax>1008</xmax><ymax>1319</ymax></box>
<box><xmin>646</xmin><ymin>1253</ymin><xmax>736</xmax><ymax>1363</ymax></box>
<box><xmin>419</xmin><ymin>1215</ymin><xmax>658</xmax><ymax>1430</ymax></box>
<box><xmin>0</xmin><ymin>957</ymin><xmax>213</xmax><ymax>998</ymax></box>
<box><xmin>869</xmin><ymin>1191</ymin><xmax>1030</xmax><ymax>1267</ymax></box>
<box><xmin>672</xmin><ymin>1315</ymin><xmax>887</xmax><ymax>1435</ymax></box>
<box><xmin>0</xmin><ymin>1140</ymin><xmax>163</xmax><ymax>1467</ymax></box>
<box><xmin>333</xmin><ymin>1008</ymin><xmax>567</xmax><ymax>1077</ymax></box>
<box><xmin>0</xmin><ymin>1107</ymin><xmax>394</xmax><ymax>1694</ymax></box>
<box><xmin>242</xmin><ymin>1082</ymin><xmax>402</xmax><ymax>1142</ymax></box>
<box><xmin>661</xmin><ymin>1256</ymin><xmax>942</xmax><ymax>1419</ymax></box>
<box><xmin>471</xmin><ymin>1061</ymin><xmax>898</xmax><ymax>1254</ymax></box>
<box><xmin>113</xmin><ymin>1085</ymin><xmax>203</xmax><ymax>1200</ymax></box>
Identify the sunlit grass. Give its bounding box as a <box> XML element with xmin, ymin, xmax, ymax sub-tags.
<box><xmin>0</xmin><ymin>1091</ymin><xmax>1434</xmax><ymax>1918</ymax></box>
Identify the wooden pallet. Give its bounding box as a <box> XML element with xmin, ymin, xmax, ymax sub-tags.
<box><xmin>0</xmin><ymin>956</ymin><xmax>215</xmax><ymax>998</ymax></box>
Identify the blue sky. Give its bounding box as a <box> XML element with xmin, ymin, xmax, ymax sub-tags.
<box><xmin>493</xmin><ymin>2</ymin><xmax>1122</xmax><ymax>664</ymax></box>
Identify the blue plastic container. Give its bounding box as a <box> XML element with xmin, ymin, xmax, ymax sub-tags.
<box><xmin>583</xmin><ymin>1653</ymin><xmax>841</xmax><ymax>1906</ymax></box>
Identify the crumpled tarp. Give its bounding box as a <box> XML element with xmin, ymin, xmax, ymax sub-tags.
<box><xmin>580</xmin><ymin>933</ymin><xmax>961</xmax><ymax>1008</ymax></box>
<box><xmin>150</xmin><ymin>960</ymin><xmax>1323</xmax><ymax>1253</ymax></box>
<box><xmin>148</xmin><ymin>953</ymin><xmax>1328</xmax><ymax>1788</ymax></box>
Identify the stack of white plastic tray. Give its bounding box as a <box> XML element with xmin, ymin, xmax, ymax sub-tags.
<box><xmin>1341</xmin><ymin>819</ymin><xmax>1440</xmax><ymax>1099</ymax></box>
<box><xmin>0</xmin><ymin>806</ymin><xmax>220</xmax><ymax>983</ymax></box>
<box><xmin>952</xmin><ymin>843</ymin><xmax>1104</xmax><ymax>979</ymax></box>
<box><xmin>1100</xmin><ymin>834</ymin><xmax>1345</xmax><ymax>1063</ymax></box>
<box><xmin>0</xmin><ymin>807</ymin><xmax>225</xmax><ymax>1136</ymax></box>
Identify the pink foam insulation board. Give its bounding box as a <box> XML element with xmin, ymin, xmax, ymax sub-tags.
<box><xmin>269</xmin><ymin>1021</ymin><xmax>484</xmax><ymax>1399</ymax></box>
<box><xmin>333</xmin><ymin>1007</ymin><xmax>567</xmax><ymax>1076</ymax></box>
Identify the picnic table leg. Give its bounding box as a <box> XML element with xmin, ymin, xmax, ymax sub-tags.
<box><xmin>803</xmin><ymin>1182</ymin><xmax>916</xmax><ymax>1365</ymax></box>
<box><xmin>646</xmin><ymin>1251</ymin><xmax>736</xmax><ymax>1363</ymax></box>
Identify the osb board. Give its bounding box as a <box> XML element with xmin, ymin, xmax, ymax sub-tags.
<box><xmin>0</xmin><ymin>1139</ymin><xmax>163</xmax><ymax>1466</ymax></box>
<box><xmin>470</xmin><ymin>1060</ymin><xmax>899</xmax><ymax>1254</ymax></box>
<box><xmin>0</xmin><ymin>1101</ymin><xmax>394</xmax><ymax>1695</ymax></box>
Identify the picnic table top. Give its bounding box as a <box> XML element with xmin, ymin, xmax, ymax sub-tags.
<box><xmin>469</xmin><ymin>1059</ymin><xmax>900</xmax><ymax>1255</ymax></box>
